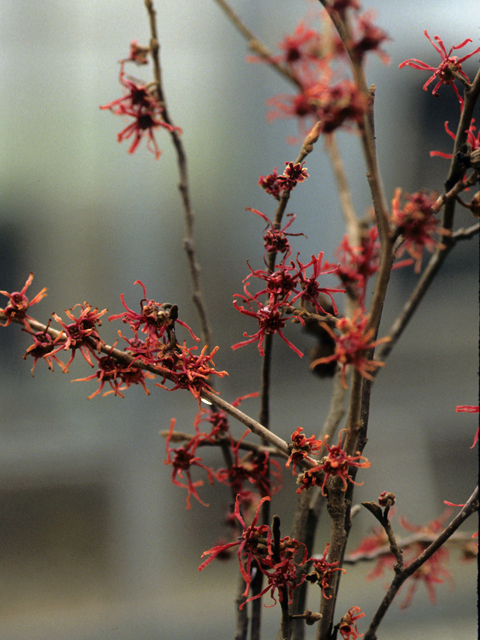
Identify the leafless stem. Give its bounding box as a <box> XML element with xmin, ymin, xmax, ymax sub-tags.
<box><xmin>363</xmin><ymin>486</ymin><xmax>479</xmax><ymax>640</ymax></box>
<box><xmin>145</xmin><ymin>0</ymin><xmax>212</xmax><ymax>348</ymax></box>
<box><xmin>212</xmin><ymin>0</ymin><xmax>300</xmax><ymax>88</ymax></box>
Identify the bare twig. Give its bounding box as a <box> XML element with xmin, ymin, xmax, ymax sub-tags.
<box><xmin>364</xmin><ymin>486</ymin><xmax>479</xmax><ymax>640</ymax></box>
<box><xmin>144</xmin><ymin>0</ymin><xmax>212</xmax><ymax>349</ymax></box>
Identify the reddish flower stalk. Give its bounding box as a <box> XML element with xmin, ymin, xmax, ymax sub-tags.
<box><xmin>0</xmin><ymin>273</ymin><xmax>47</xmax><ymax>328</ymax></box>
<box><xmin>309</xmin><ymin>310</ymin><xmax>390</xmax><ymax>388</ymax></box>
<box><xmin>399</xmin><ymin>31</ymin><xmax>480</xmax><ymax>106</ymax></box>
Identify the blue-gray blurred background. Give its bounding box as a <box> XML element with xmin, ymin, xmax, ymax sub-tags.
<box><xmin>0</xmin><ymin>1</ymin><xmax>478</xmax><ymax>639</ymax></box>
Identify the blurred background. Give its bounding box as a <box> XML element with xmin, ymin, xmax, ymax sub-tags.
<box><xmin>0</xmin><ymin>0</ymin><xmax>478</xmax><ymax>638</ymax></box>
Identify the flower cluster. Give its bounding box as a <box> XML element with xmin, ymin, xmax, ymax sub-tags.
<box><xmin>324</xmin><ymin>225</ymin><xmax>412</xmax><ymax>305</ymax></box>
<box><xmin>399</xmin><ymin>31</ymin><xmax>480</xmax><ymax>106</ymax></box>
<box><xmin>109</xmin><ymin>280</ymin><xmax>226</xmax><ymax>401</ymax></box>
<box><xmin>258</xmin><ymin>161</ymin><xmax>309</xmax><ymax>199</ymax></box>
<box><xmin>233</xmin><ymin>212</ymin><xmax>343</xmax><ymax>357</ymax></box>
<box><xmin>0</xmin><ymin>273</ymin><xmax>47</xmax><ymax>328</ymax></box>
<box><xmin>390</xmin><ymin>189</ymin><xmax>450</xmax><ymax>272</ymax></box>
<box><xmin>338</xmin><ymin>606</ymin><xmax>365</xmax><ymax>640</ymax></box>
<box><xmin>306</xmin><ymin>543</ymin><xmax>346</xmax><ymax>599</ymax></box>
<box><xmin>309</xmin><ymin>309</ymin><xmax>390</xmax><ymax>388</ymax></box>
<box><xmin>163</xmin><ymin>393</ymin><xmax>283</xmax><ymax>508</ymax></box>
<box><xmin>199</xmin><ymin>494</ymin><xmax>307</xmax><ymax>608</ymax></box>
<box><xmin>286</xmin><ymin>427</ymin><xmax>323</xmax><ymax>474</ymax></box>
<box><xmin>100</xmin><ymin>58</ymin><xmax>181</xmax><ymax>159</ymax></box>
<box><xmin>296</xmin><ymin>431</ymin><xmax>371</xmax><ymax>496</ymax></box>
<box><xmin>251</xmin><ymin>7</ymin><xmax>389</xmax><ymax>140</ymax></box>
<box><xmin>398</xmin><ymin>511</ymin><xmax>454</xmax><ymax>609</ymax></box>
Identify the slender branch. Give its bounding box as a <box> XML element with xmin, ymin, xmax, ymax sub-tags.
<box><xmin>212</xmin><ymin>0</ymin><xmax>301</xmax><ymax>87</ymax></box>
<box><xmin>145</xmin><ymin>0</ymin><xmax>212</xmax><ymax>348</ymax></box>
<box><xmin>343</xmin><ymin>530</ymin><xmax>477</xmax><ymax>565</ymax></box>
<box><xmin>364</xmin><ymin>487</ymin><xmax>479</xmax><ymax>640</ymax></box>
<box><xmin>324</xmin><ymin>133</ymin><xmax>360</xmax><ymax>246</ymax></box>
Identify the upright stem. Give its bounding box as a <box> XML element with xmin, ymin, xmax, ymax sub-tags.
<box><xmin>145</xmin><ymin>0</ymin><xmax>212</xmax><ymax>348</ymax></box>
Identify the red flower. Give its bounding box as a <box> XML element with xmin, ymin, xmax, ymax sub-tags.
<box><xmin>216</xmin><ymin>429</ymin><xmax>282</xmax><ymax>498</ymax></box>
<box><xmin>23</xmin><ymin>322</ymin><xmax>67</xmax><ymax>375</ymax></box>
<box><xmin>155</xmin><ymin>343</ymin><xmax>228</xmax><ymax>401</ymax></box>
<box><xmin>399</xmin><ymin>31</ymin><xmax>480</xmax><ymax>106</ymax></box>
<box><xmin>338</xmin><ymin>606</ymin><xmax>365</xmax><ymax>640</ymax></box>
<box><xmin>242</xmin><ymin>555</ymin><xmax>303</xmax><ymax>610</ymax></box>
<box><xmin>430</xmin><ymin>119</ymin><xmax>480</xmax><ymax>160</ymax></box>
<box><xmin>100</xmin><ymin>63</ymin><xmax>181</xmax><ymax>159</ymax></box>
<box><xmin>456</xmin><ymin>404</ymin><xmax>479</xmax><ymax>448</ymax></box>
<box><xmin>164</xmin><ymin>418</ymin><xmax>216</xmax><ymax>509</ymax></box>
<box><xmin>309</xmin><ymin>310</ymin><xmax>390</xmax><ymax>388</ymax></box>
<box><xmin>347</xmin><ymin>526</ymin><xmax>393</xmax><ymax>580</ymax></box>
<box><xmin>290</xmin><ymin>252</ymin><xmax>344</xmax><ymax>314</ymax></box>
<box><xmin>315</xmin><ymin>431</ymin><xmax>371</xmax><ymax>496</ymax></box>
<box><xmin>0</xmin><ymin>273</ymin><xmax>47</xmax><ymax>328</ymax></box>
<box><xmin>276</xmin><ymin>161</ymin><xmax>309</xmax><ymax>191</ymax></box>
<box><xmin>126</xmin><ymin>40</ymin><xmax>150</xmax><ymax>65</ymax></box>
<box><xmin>247</xmin><ymin>208</ymin><xmax>304</xmax><ymax>258</ymax></box>
<box><xmin>349</xmin><ymin>10</ymin><xmax>390</xmax><ymax>64</ymax></box>
<box><xmin>109</xmin><ymin>280</ymin><xmax>199</xmax><ymax>347</ymax></box>
<box><xmin>306</xmin><ymin>543</ymin><xmax>346</xmax><ymax>599</ymax></box>
<box><xmin>286</xmin><ymin>427</ymin><xmax>322</xmax><ymax>475</ymax></box>
<box><xmin>232</xmin><ymin>293</ymin><xmax>304</xmax><ymax>357</ymax></box>
<box><xmin>199</xmin><ymin>494</ymin><xmax>272</xmax><ymax>596</ymax></box>
<box><xmin>391</xmin><ymin>189</ymin><xmax>450</xmax><ymax>272</ymax></box>
<box><xmin>72</xmin><ymin>350</ymin><xmax>153</xmax><ymax>399</ymax></box>
<box><xmin>398</xmin><ymin>511</ymin><xmax>454</xmax><ymax>608</ymax></box>
<box><xmin>49</xmin><ymin>303</ymin><xmax>107</xmax><ymax>373</ymax></box>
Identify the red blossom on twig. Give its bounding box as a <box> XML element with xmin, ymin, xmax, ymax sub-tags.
<box><xmin>198</xmin><ymin>494</ymin><xmax>272</xmax><ymax>593</ymax></box>
<box><xmin>49</xmin><ymin>303</ymin><xmax>107</xmax><ymax>372</ymax></box>
<box><xmin>164</xmin><ymin>418</ymin><xmax>216</xmax><ymax>509</ymax></box>
<box><xmin>0</xmin><ymin>273</ymin><xmax>47</xmax><ymax>328</ymax></box>
<box><xmin>315</xmin><ymin>431</ymin><xmax>370</xmax><ymax>496</ymax></box>
<box><xmin>399</xmin><ymin>31</ymin><xmax>480</xmax><ymax>106</ymax></box>
<box><xmin>72</xmin><ymin>350</ymin><xmax>153</xmax><ymax>399</ymax></box>
<box><xmin>309</xmin><ymin>310</ymin><xmax>390</xmax><ymax>388</ymax></box>
<box><xmin>23</xmin><ymin>321</ymin><xmax>66</xmax><ymax>375</ymax></box>
<box><xmin>391</xmin><ymin>189</ymin><xmax>450</xmax><ymax>272</ymax></box>
<box><xmin>306</xmin><ymin>543</ymin><xmax>346</xmax><ymax>599</ymax></box>
<box><xmin>232</xmin><ymin>292</ymin><xmax>305</xmax><ymax>357</ymax></box>
<box><xmin>286</xmin><ymin>427</ymin><xmax>322</xmax><ymax>475</ymax></box>
<box><xmin>398</xmin><ymin>510</ymin><xmax>454</xmax><ymax>608</ymax></box>
<box><xmin>430</xmin><ymin>119</ymin><xmax>480</xmax><ymax>160</ymax></box>
<box><xmin>100</xmin><ymin>63</ymin><xmax>181</xmax><ymax>159</ymax></box>
<box><xmin>338</xmin><ymin>606</ymin><xmax>365</xmax><ymax>640</ymax></box>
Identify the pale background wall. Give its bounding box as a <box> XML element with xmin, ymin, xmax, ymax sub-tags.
<box><xmin>0</xmin><ymin>1</ymin><xmax>478</xmax><ymax>639</ymax></box>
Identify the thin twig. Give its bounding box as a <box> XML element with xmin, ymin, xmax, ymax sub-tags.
<box><xmin>364</xmin><ymin>486</ymin><xmax>479</xmax><ymax>640</ymax></box>
<box><xmin>145</xmin><ymin>0</ymin><xmax>212</xmax><ymax>349</ymax></box>
<box><xmin>212</xmin><ymin>0</ymin><xmax>301</xmax><ymax>88</ymax></box>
